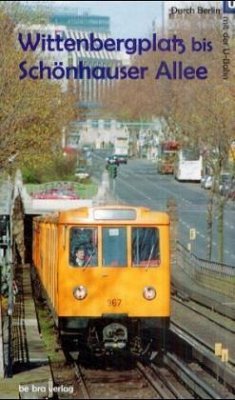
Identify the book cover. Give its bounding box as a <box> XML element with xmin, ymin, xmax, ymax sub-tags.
<box><xmin>0</xmin><ymin>1</ymin><xmax>234</xmax><ymax>399</ymax></box>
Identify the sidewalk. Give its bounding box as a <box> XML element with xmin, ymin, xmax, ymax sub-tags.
<box><xmin>0</xmin><ymin>265</ymin><xmax>52</xmax><ymax>399</ymax></box>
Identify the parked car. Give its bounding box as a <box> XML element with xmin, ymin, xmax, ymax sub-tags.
<box><xmin>106</xmin><ymin>155</ymin><xmax>119</xmax><ymax>166</ymax></box>
<box><xmin>219</xmin><ymin>173</ymin><xmax>233</xmax><ymax>195</ymax></box>
<box><xmin>201</xmin><ymin>175</ymin><xmax>213</xmax><ymax>189</ymax></box>
<box><xmin>227</xmin><ymin>181</ymin><xmax>235</xmax><ymax>200</ymax></box>
<box><xmin>200</xmin><ymin>175</ymin><xmax>207</xmax><ymax>187</ymax></box>
<box><xmin>75</xmin><ymin>166</ymin><xmax>90</xmax><ymax>180</ymax></box>
<box><xmin>32</xmin><ymin>188</ymin><xmax>80</xmax><ymax>199</ymax></box>
<box><xmin>114</xmin><ymin>154</ymin><xmax>128</xmax><ymax>164</ymax></box>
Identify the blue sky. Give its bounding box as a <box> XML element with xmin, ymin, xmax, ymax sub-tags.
<box><xmin>52</xmin><ymin>1</ymin><xmax>163</xmax><ymax>37</ymax></box>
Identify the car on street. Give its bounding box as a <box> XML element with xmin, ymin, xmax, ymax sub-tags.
<box><xmin>75</xmin><ymin>166</ymin><xmax>90</xmax><ymax>180</ymax></box>
<box><xmin>227</xmin><ymin>181</ymin><xmax>235</xmax><ymax>200</ymax></box>
<box><xmin>219</xmin><ymin>173</ymin><xmax>233</xmax><ymax>195</ymax></box>
<box><xmin>32</xmin><ymin>188</ymin><xmax>80</xmax><ymax>199</ymax></box>
<box><xmin>114</xmin><ymin>154</ymin><xmax>128</xmax><ymax>164</ymax></box>
<box><xmin>106</xmin><ymin>155</ymin><xmax>119</xmax><ymax>166</ymax></box>
<box><xmin>201</xmin><ymin>175</ymin><xmax>213</xmax><ymax>189</ymax></box>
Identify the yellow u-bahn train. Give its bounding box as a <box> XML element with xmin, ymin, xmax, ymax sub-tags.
<box><xmin>32</xmin><ymin>205</ymin><xmax>170</xmax><ymax>356</ymax></box>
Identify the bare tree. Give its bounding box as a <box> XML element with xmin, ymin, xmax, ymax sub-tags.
<box><xmin>102</xmin><ymin>16</ymin><xmax>235</xmax><ymax>262</ymax></box>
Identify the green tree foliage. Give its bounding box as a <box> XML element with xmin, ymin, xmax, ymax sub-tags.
<box><xmin>22</xmin><ymin>153</ymin><xmax>77</xmax><ymax>183</ymax></box>
<box><xmin>0</xmin><ymin>5</ymin><xmax>77</xmax><ymax>173</ymax></box>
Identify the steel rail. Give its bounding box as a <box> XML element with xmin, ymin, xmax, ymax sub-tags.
<box><xmin>136</xmin><ymin>361</ymin><xmax>174</xmax><ymax>399</ymax></box>
<box><xmin>163</xmin><ymin>352</ymin><xmax>225</xmax><ymax>400</ymax></box>
<box><xmin>74</xmin><ymin>363</ymin><xmax>90</xmax><ymax>399</ymax></box>
<box><xmin>170</xmin><ymin>321</ymin><xmax>235</xmax><ymax>391</ymax></box>
<box><xmin>172</xmin><ymin>296</ymin><xmax>235</xmax><ymax>334</ymax></box>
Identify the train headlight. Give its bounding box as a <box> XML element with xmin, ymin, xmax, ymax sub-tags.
<box><xmin>73</xmin><ymin>285</ymin><xmax>87</xmax><ymax>300</ymax></box>
<box><xmin>143</xmin><ymin>286</ymin><xmax>156</xmax><ymax>301</ymax></box>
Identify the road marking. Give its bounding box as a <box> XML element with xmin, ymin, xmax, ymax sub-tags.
<box><xmin>126</xmin><ymin>169</ymin><xmax>193</xmax><ymax>206</ymax></box>
<box><xmin>118</xmin><ymin>177</ymin><xmax>152</xmax><ymax>201</ymax></box>
<box><xmin>115</xmin><ymin>162</ymin><xmax>235</xmax><ymax>264</ymax></box>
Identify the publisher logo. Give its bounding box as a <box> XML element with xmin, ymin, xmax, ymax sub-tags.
<box><xmin>223</xmin><ymin>1</ymin><xmax>235</xmax><ymax>13</ymax></box>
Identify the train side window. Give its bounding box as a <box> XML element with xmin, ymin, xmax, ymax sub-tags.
<box><xmin>132</xmin><ymin>227</ymin><xmax>160</xmax><ymax>267</ymax></box>
<box><xmin>102</xmin><ymin>227</ymin><xmax>127</xmax><ymax>267</ymax></box>
<box><xmin>70</xmin><ymin>227</ymin><xmax>98</xmax><ymax>267</ymax></box>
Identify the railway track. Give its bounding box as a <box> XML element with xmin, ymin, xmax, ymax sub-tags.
<box><xmin>172</xmin><ymin>295</ymin><xmax>235</xmax><ymax>335</ymax></box>
<box><xmin>162</xmin><ymin>352</ymin><xmax>234</xmax><ymax>399</ymax></box>
<box><xmin>74</xmin><ymin>360</ymin><xmax>158</xmax><ymax>399</ymax></box>
<box><xmin>74</xmin><ymin>358</ymin><xmax>188</xmax><ymax>399</ymax></box>
<box><xmin>72</xmin><ymin>353</ymin><xmax>234</xmax><ymax>399</ymax></box>
<box><xmin>171</xmin><ymin>295</ymin><xmax>235</xmax><ymax>367</ymax></box>
<box><xmin>51</xmin><ymin>318</ymin><xmax>235</xmax><ymax>399</ymax></box>
<box><xmin>169</xmin><ymin>321</ymin><xmax>235</xmax><ymax>394</ymax></box>
<box><xmin>170</xmin><ymin>283</ymin><xmax>235</xmax><ymax>393</ymax></box>
<box><xmin>38</xmin><ymin>280</ymin><xmax>235</xmax><ymax>399</ymax></box>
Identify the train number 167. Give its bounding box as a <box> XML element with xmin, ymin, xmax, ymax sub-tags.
<box><xmin>107</xmin><ymin>298</ymin><xmax>122</xmax><ymax>307</ymax></box>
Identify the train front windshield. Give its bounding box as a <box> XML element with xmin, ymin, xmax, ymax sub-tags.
<box><xmin>132</xmin><ymin>228</ymin><xmax>160</xmax><ymax>266</ymax></box>
<box><xmin>102</xmin><ymin>227</ymin><xmax>127</xmax><ymax>266</ymax></box>
<box><xmin>70</xmin><ymin>227</ymin><xmax>98</xmax><ymax>267</ymax></box>
<box><xmin>70</xmin><ymin>226</ymin><xmax>160</xmax><ymax>267</ymax></box>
